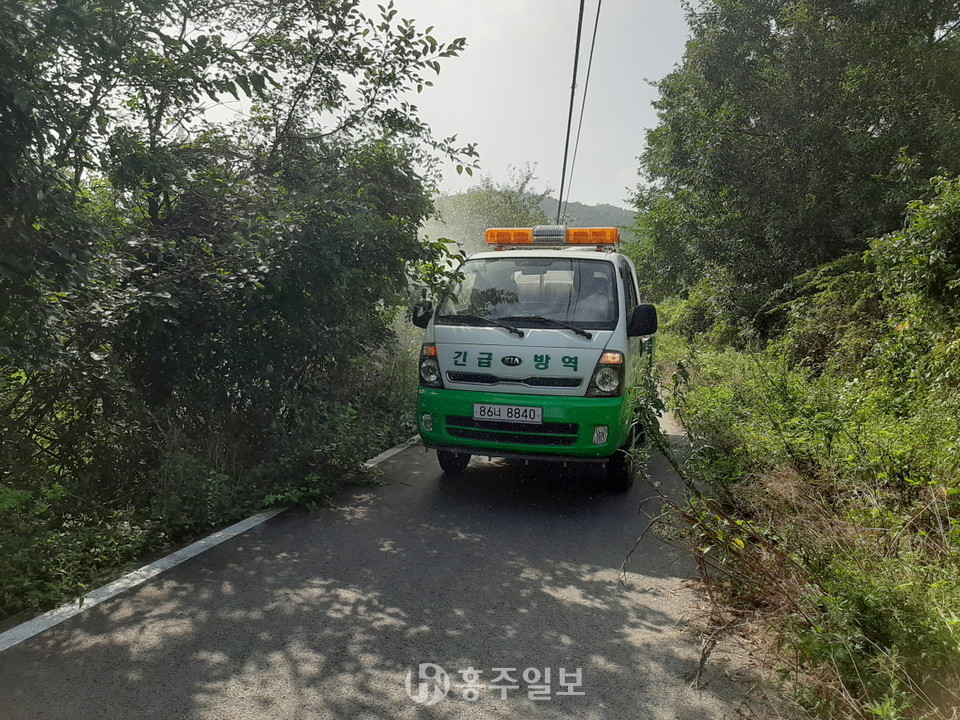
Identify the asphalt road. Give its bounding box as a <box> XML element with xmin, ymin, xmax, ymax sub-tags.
<box><xmin>0</xmin><ymin>434</ymin><xmax>755</xmax><ymax>719</ymax></box>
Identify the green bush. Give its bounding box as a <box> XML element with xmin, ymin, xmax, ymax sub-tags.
<box><xmin>0</xmin><ymin>328</ymin><xmax>422</xmax><ymax>620</ymax></box>
<box><xmin>0</xmin><ymin>484</ymin><xmax>160</xmax><ymax>618</ymax></box>
<box><xmin>1</xmin><ymin>0</ymin><xmax>470</xmax><ymax>621</ymax></box>
<box><xmin>654</xmin><ymin>326</ymin><xmax>960</xmax><ymax>719</ymax></box>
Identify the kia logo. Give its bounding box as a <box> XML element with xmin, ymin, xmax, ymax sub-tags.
<box><xmin>501</xmin><ymin>355</ymin><xmax>522</xmax><ymax>367</ymax></box>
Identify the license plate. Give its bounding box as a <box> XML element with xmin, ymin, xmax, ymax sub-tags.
<box><xmin>473</xmin><ymin>403</ymin><xmax>543</xmax><ymax>424</ymax></box>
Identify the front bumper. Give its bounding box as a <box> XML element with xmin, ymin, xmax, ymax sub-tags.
<box><xmin>417</xmin><ymin>387</ymin><xmax>632</xmax><ymax>459</ymax></box>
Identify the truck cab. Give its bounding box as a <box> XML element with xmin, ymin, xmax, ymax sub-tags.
<box><xmin>413</xmin><ymin>225</ymin><xmax>658</xmax><ymax>490</ymax></box>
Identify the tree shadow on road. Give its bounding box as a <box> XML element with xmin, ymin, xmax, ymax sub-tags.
<box><xmin>0</xmin><ymin>441</ymin><xmax>767</xmax><ymax>720</ymax></box>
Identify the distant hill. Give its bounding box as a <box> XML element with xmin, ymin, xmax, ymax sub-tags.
<box><xmin>538</xmin><ymin>198</ymin><xmax>636</xmax><ymax>241</ymax></box>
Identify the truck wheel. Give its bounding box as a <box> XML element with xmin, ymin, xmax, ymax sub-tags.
<box><xmin>606</xmin><ymin>449</ymin><xmax>634</xmax><ymax>492</ymax></box>
<box><xmin>437</xmin><ymin>450</ymin><xmax>470</xmax><ymax>476</ymax></box>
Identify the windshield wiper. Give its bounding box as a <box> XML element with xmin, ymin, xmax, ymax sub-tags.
<box><xmin>438</xmin><ymin>313</ymin><xmax>525</xmax><ymax>338</ymax></box>
<box><xmin>499</xmin><ymin>315</ymin><xmax>593</xmax><ymax>339</ymax></box>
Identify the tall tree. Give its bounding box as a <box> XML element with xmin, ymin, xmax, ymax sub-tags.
<box><xmin>635</xmin><ymin>0</ymin><xmax>960</xmax><ymax>329</ymax></box>
<box><xmin>0</xmin><ymin>0</ymin><xmax>478</xmax><ymax>619</ymax></box>
<box><xmin>424</xmin><ymin>165</ymin><xmax>551</xmax><ymax>254</ymax></box>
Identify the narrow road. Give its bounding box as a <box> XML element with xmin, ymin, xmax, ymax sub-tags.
<box><xmin>0</xmin><ymin>434</ymin><xmax>754</xmax><ymax>719</ymax></box>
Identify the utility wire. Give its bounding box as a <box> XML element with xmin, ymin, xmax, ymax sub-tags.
<box><xmin>562</xmin><ymin>0</ymin><xmax>602</xmax><ymax>220</ymax></box>
<box><xmin>556</xmin><ymin>0</ymin><xmax>587</xmax><ymax>224</ymax></box>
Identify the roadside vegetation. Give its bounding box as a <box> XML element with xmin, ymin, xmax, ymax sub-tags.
<box><xmin>630</xmin><ymin>2</ymin><xmax>960</xmax><ymax>718</ymax></box>
<box><xmin>0</xmin><ymin>0</ymin><xmax>475</xmax><ymax>620</ymax></box>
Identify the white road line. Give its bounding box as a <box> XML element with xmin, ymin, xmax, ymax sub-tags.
<box><xmin>0</xmin><ymin>507</ymin><xmax>284</xmax><ymax>653</ymax></box>
<box><xmin>0</xmin><ymin>436</ymin><xmax>420</xmax><ymax>654</ymax></box>
<box><xmin>362</xmin><ymin>434</ymin><xmax>420</xmax><ymax>469</ymax></box>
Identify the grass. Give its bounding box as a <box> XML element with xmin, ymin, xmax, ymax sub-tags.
<box><xmin>644</xmin><ymin>330</ymin><xmax>960</xmax><ymax>720</ymax></box>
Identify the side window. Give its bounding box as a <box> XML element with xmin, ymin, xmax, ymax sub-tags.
<box><xmin>620</xmin><ymin>262</ymin><xmax>638</xmax><ymax>317</ymax></box>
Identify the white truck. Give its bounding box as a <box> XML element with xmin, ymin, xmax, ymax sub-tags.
<box><xmin>412</xmin><ymin>225</ymin><xmax>658</xmax><ymax>490</ymax></box>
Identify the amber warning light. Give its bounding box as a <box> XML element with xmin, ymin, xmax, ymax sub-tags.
<box><xmin>485</xmin><ymin>226</ymin><xmax>619</xmax><ymax>248</ymax></box>
<box><xmin>485</xmin><ymin>228</ymin><xmax>534</xmax><ymax>245</ymax></box>
<box><xmin>565</xmin><ymin>227</ymin><xmax>619</xmax><ymax>245</ymax></box>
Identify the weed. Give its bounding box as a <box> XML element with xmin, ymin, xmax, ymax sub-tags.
<box><xmin>646</xmin><ymin>329</ymin><xmax>960</xmax><ymax>719</ymax></box>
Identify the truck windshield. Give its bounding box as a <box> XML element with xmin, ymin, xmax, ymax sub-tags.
<box><xmin>437</xmin><ymin>257</ymin><xmax>619</xmax><ymax>331</ymax></box>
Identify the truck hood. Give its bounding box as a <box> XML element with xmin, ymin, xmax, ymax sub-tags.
<box><xmin>432</xmin><ymin>325</ymin><xmax>614</xmax><ymax>396</ymax></box>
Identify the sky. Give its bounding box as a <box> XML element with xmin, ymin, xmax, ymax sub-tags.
<box><xmin>376</xmin><ymin>0</ymin><xmax>692</xmax><ymax>209</ymax></box>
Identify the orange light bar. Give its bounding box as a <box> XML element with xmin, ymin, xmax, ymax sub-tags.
<box><xmin>565</xmin><ymin>227</ymin><xmax>619</xmax><ymax>245</ymax></box>
<box><xmin>485</xmin><ymin>228</ymin><xmax>534</xmax><ymax>245</ymax></box>
<box><xmin>421</xmin><ymin>343</ymin><xmax>438</xmax><ymax>357</ymax></box>
<box><xmin>600</xmin><ymin>351</ymin><xmax>624</xmax><ymax>365</ymax></box>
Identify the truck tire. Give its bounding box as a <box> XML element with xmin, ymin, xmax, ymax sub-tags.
<box><xmin>437</xmin><ymin>450</ymin><xmax>470</xmax><ymax>476</ymax></box>
<box><xmin>605</xmin><ymin>448</ymin><xmax>634</xmax><ymax>492</ymax></box>
<box><xmin>607</xmin><ymin>418</ymin><xmax>641</xmax><ymax>492</ymax></box>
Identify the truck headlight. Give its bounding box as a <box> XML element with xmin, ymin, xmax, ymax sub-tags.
<box><xmin>594</xmin><ymin>367</ymin><xmax>621</xmax><ymax>393</ymax></box>
<box><xmin>586</xmin><ymin>351</ymin><xmax>624</xmax><ymax>397</ymax></box>
<box><xmin>419</xmin><ymin>344</ymin><xmax>443</xmax><ymax>388</ymax></box>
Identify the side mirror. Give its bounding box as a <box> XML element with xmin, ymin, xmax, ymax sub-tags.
<box><xmin>411</xmin><ymin>299</ymin><xmax>434</xmax><ymax>329</ymax></box>
<box><xmin>627</xmin><ymin>304</ymin><xmax>658</xmax><ymax>337</ymax></box>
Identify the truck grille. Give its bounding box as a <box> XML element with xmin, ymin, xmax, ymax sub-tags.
<box><xmin>446</xmin><ymin>372</ymin><xmax>581</xmax><ymax>388</ymax></box>
<box><xmin>445</xmin><ymin>415</ymin><xmax>579</xmax><ymax>447</ymax></box>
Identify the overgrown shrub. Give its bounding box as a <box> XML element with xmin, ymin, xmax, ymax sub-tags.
<box><xmin>0</xmin><ymin>328</ymin><xmax>421</xmax><ymax>620</ymax></box>
<box><xmin>1</xmin><ymin>1</ymin><xmax>471</xmax><ymax>619</ymax></box>
<box><xmin>653</xmin><ymin>176</ymin><xmax>960</xmax><ymax>716</ymax></box>
<box><xmin>651</xmin><ymin>328</ymin><xmax>960</xmax><ymax>719</ymax></box>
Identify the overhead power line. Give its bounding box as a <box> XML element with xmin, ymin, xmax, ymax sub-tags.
<box><xmin>556</xmin><ymin>0</ymin><xmax>587</xmax><ymax>224</ymax></box>
<box><xmin>562</xmin><ymin>0</ymin><xmax>603</xmax><ymax>220</ymax></box>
